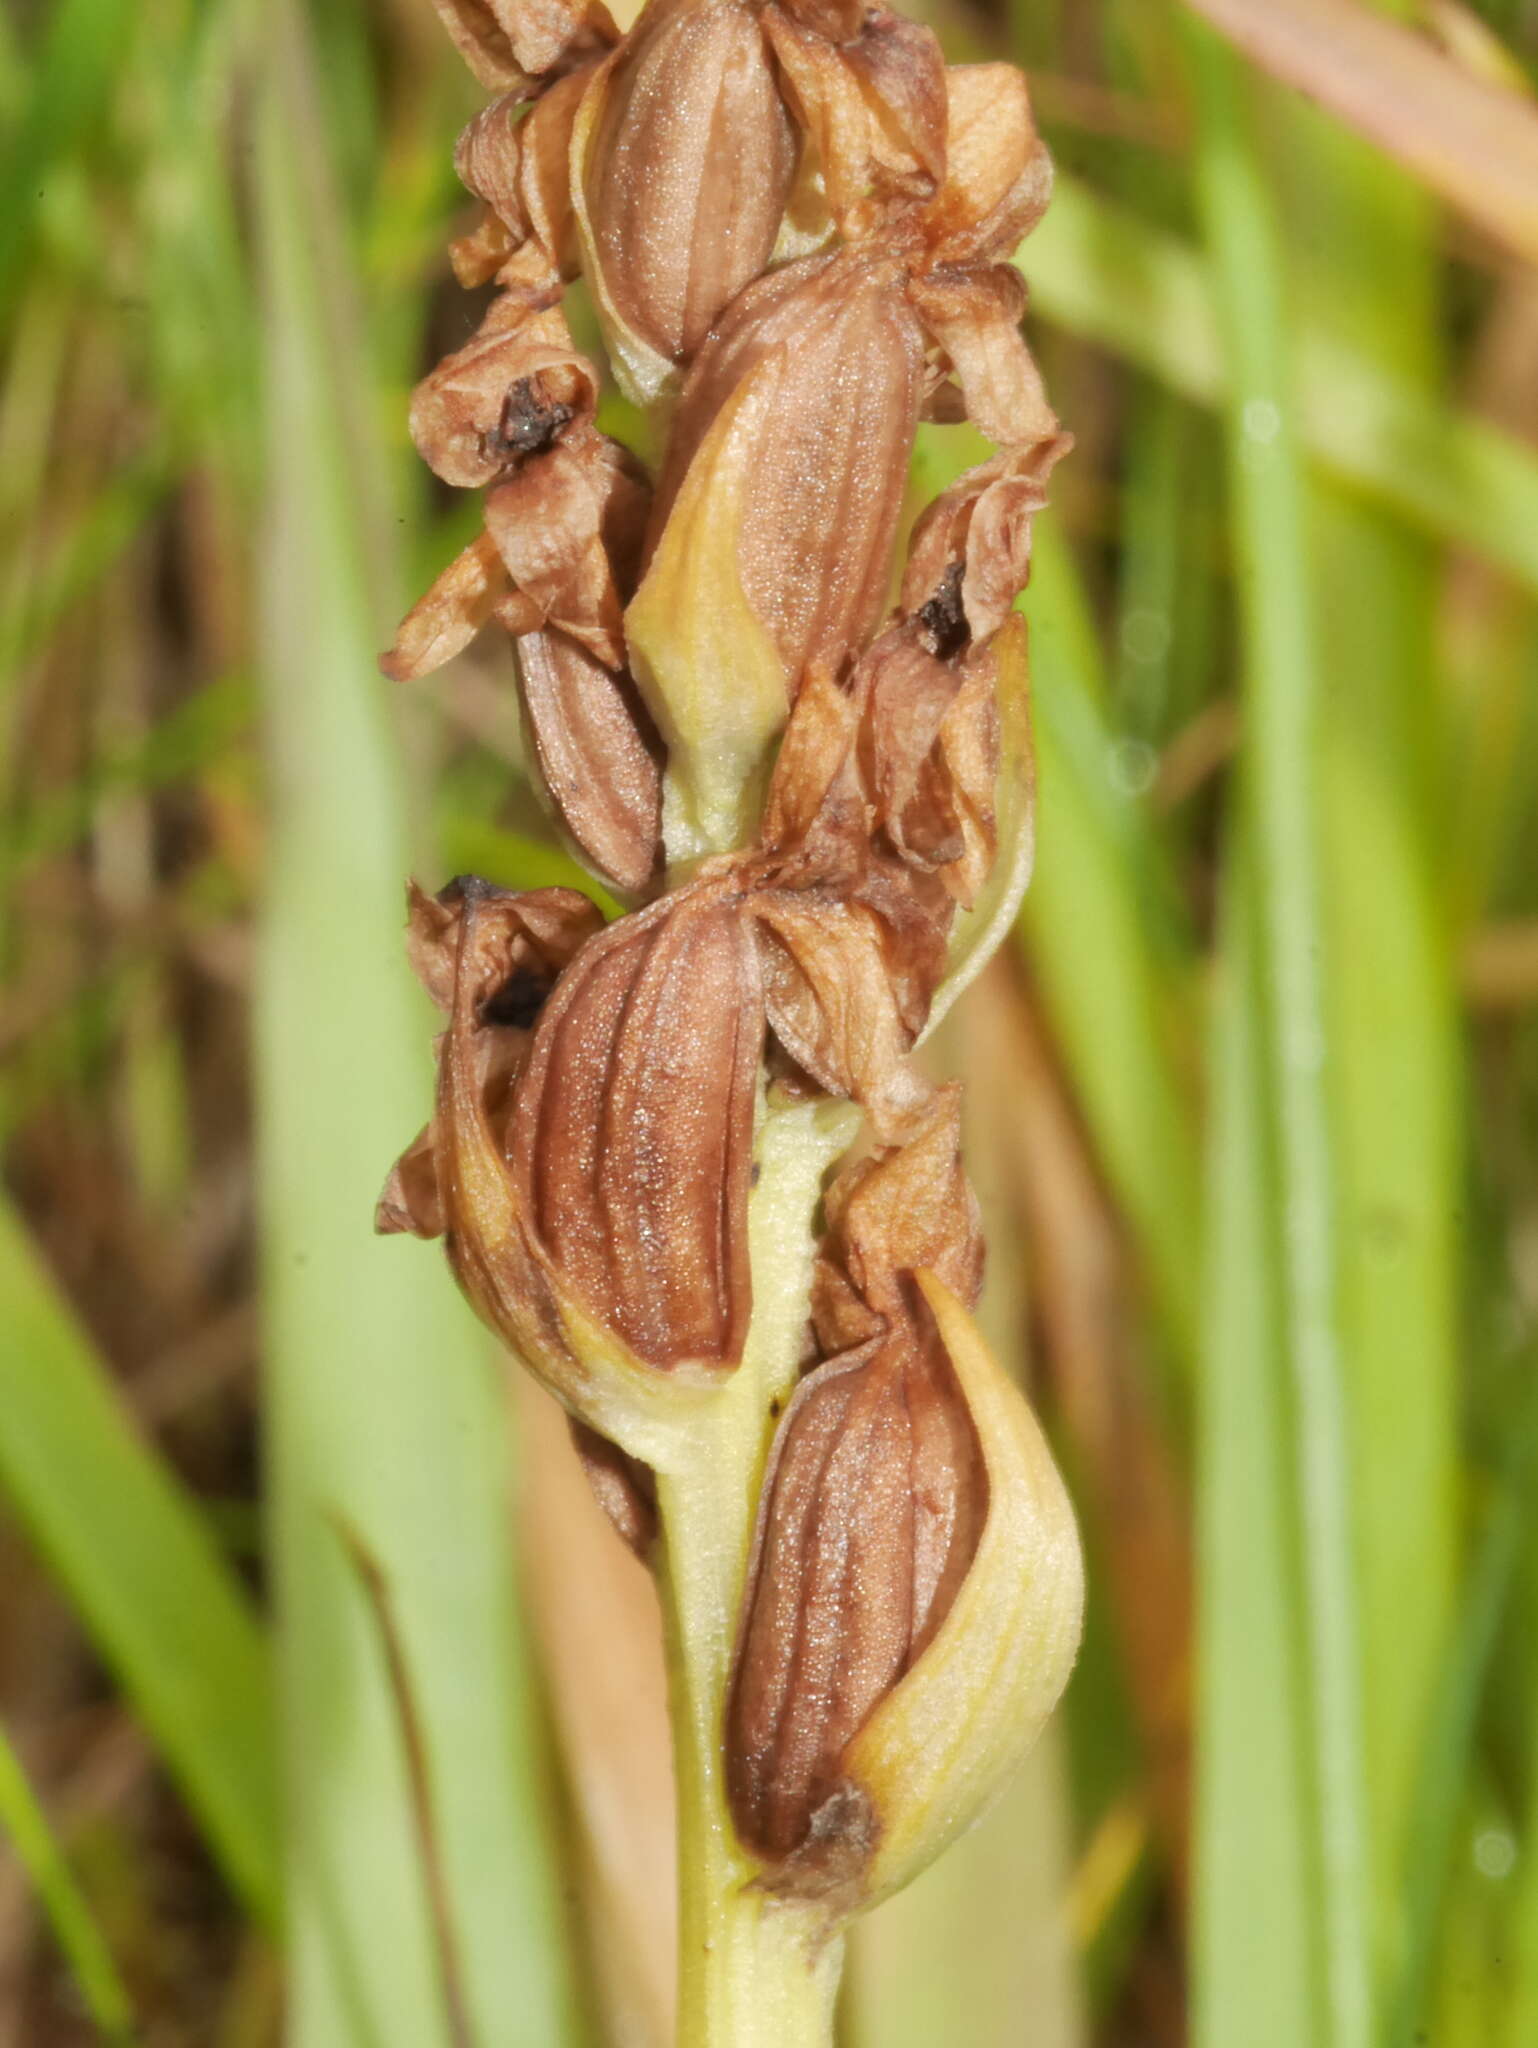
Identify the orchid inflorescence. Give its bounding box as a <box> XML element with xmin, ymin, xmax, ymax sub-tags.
<box><xmin>377</xmin><ymin>0</ymin><xmax>1083</xmax><ymax>2023</ymax></box>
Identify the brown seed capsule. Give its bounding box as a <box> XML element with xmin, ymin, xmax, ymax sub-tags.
<box><xmin>575</xmin><ymin>0</ymin><xmax>797</xmax><ymax>388</ymax></box>
<box><xmin>638</xmin><ymin>248</ymin><xmax>926</xmax><ymax>706</ymax></box>
<box><xmin>725</xmin><ymin>1314</ymin><xmax>988</xmax><ymax>1883</ymax></box>
<box><xmin>509</xmin><ymin>886</ymin><xmax>763</xmax><ymax>1369</ymax></box>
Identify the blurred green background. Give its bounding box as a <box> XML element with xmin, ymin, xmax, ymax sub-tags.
<box><xmin>3</xmin><ymin>0</ymin><xmax>1538</xmax><ymax>2041</ymax></box>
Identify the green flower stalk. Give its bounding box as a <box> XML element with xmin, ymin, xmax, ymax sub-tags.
<box><xmin>378</xmin><ymin>0</ymin><xmax>1084</xmax><ymax>2037</ymax></box>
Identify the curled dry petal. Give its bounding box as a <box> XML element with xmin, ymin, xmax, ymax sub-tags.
<box><xmin>429</xmin><ymin>0</ymin><xmax>616</xmax><ymax>92</ymax></box>
<box><xmin>509</xmin><ymin>889</ymin><xmax>763</xmax><ymax>1369</ymax></box>
<box><xmin>917</xmin><ymin>63</ymin><xmax>1053</xmax><ymax>264</ymax></box>
<box><xmin>908</xmin><ymin>267</ymin><xmax>1057</xmax><ymax>452</ymax></box>
<box><xmin>515</xmin><ymin>629</ymin><xmax>662</xmax><ymax>896</ymax></box>
<box><xmin>380</xmin><ymin>532</ymin><xmax>511</xmax><ymax>683</ymax></box>
<box><xmin>902</xmin><ymin>442</ymin><xmax>1067</xmax><ymax>648</ymax></box>
<box><xmin>811</xmin><ymin>1084</ymin><xmax>983</xmax><ymax>1353</ymax></box>
<box><xmin>635</xmin><ymin>250</ymin><xmax>924</xmax><ymax>773</ymax></box>
<box><xmin>485</xmin><ymin>428</ymin><xmax>649</xmax><ymax>667</ymax></box>
<box><xmin>574</xmin><ymin>0</ymin><xmax>797</xmax><ymax>397</ymax></box>
<box><xmin>857</xmin><ymin>628</ymin><xmax>1000</xmax><ymax>909</ymax></box>
<box><xmin>753</xmin><ymin>892</ymin><xmax>933</xmax><ymax>1141</ymax></box>
<box><xmin>921</xmin><ymin>613</ymin><xmax>1038</xmax><ymax>1038</ymax></box>
<box><xmin>455</xmin><ymin>67</ymin><xmax>594</xmax><ymax>278</ymax></box>
<box><xmin>409</xmin><ymin>293</ymin><xmax>597</xmax><ymax>490</ymax></box>
<box><xmin>761</xmin><ymin>7</ymin><xmax>945</xmax><ymax>242</ymax></box>
<box><xmin>773</xmin><ymin>0</ymin><xmax>863</xmax><ymax>40</ymax></box>
<box><xmin>375</xmin><ymin>873</ymin><xmax>604</xmax><ymax>1237</ymax></box>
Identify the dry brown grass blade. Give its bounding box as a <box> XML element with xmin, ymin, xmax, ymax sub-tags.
<box><xmin>1185</xmin><ymin>0</ymin><xmax>1538</xmax><ymax>268</ymax></box>
<box><xmin>515</xmin><ymin>1383</ymin><xmax>676</xmax><ymax>2048</ymax></box>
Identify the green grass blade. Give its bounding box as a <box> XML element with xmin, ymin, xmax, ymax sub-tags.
<box><xmin>1391</xmin><ymin>1387</ymin><xmax>1537</xmax><ymax>2047</ymax></box>
<box><xmin>1022</xmin><ymin>523</ymin><xmax>1204</xmax><ymax>1388</ymax></box>
<box><xmin>1196</xmin><ymin>872</ymin><xmax>1316</xmax><ymax>2048</ymax></box>
<box><xmin>1025</xmin><ymin>175</ymin><xmax>1538</xmax><ymax>594</ymax></box>
<box><xmin>0</xmin><ymin>1195</ymin><xmax>280</xmax><ymax>1922</ymax></box>
<box><xmin>1281</xmin><ymin>60</ymin><xmax>1461</xmax><ymax>1992</ymax></box>
<box><xmin>0</xmin><ymin>1716</ymin><xmax>138</xmax><ymax>2044</ymax></box>
<box><xmin>254</xmin><ymin>6</ymin><xmax>581</xmax><ymax>2044</ymax></box>
<box><xmin>1188</xmin><ymin>22</ymin><xmax>1372</xmax><ymax>2048</ymax></box>
<box><xmin>0</xmin><ymin>0</ymin><xmax>136</xmax><ymax>320</ymax></box>
<box><xmin>847</xmin><ymin>1742</ymin><xmax>1083</xmax><ymax>2048</ymax></box>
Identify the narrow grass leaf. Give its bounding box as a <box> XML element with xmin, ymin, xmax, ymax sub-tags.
<box><xmin>1026</xmin><ymin>176</ymin><xmax>1538</xmax><ymax>594</ymax></box>
<box><xmin>253</xmin><ymin>6</ymin><xmax>581</xmax><ymax>2044</ymax></box>
<box><xmin>1188</xmin><ymin>23</ymin><xmax>1372</xmax><ymax>2048</ymax></box>
<box><xmin>0</xmin><ymin>1194</ymin><xmax>279</xmax><ymax>1922</ymax></box>
<box><xmin>1281</xmin><ymin>69</ymin><xmax>1462</xmax><ymax>1991</ymax></box>
<box><xmin>1196</xmin><ymin>872</ymin><xmax>1317</xmax><ymax>2048</ymax></box>
<box><xmin>0</xmin><ymin>1716</ymin><xmax>138</xmax><ymax>2044</ymax></box>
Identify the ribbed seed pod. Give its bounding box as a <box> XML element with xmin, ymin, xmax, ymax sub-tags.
<box><xmin>573</xmin><ymin>0</ymin><xmax>797</xmax><ymax>396</ymax></box>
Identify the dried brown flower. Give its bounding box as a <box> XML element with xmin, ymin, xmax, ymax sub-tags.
<box><xmin>726</xmin><ymin>1091</ymin><xmax>987</xmax><ymax>1884</ymax></box>
<box><xmin>575</xmin><ymin>0</ymin><xmax>798</xmax><ymax>382</ymax></box>
<box><xmin>636</xmin><ymin>249</ymin><xmax>927</xmax><ymax>709</ymax></box>
<box><xmin>508</xmin><ymin>885</ymin><xmax>763</xmax><ymax>1369</ymax></box>
<box><xmin>724</xmin><ymin>1318</ymin><xmax>987</xmax><ymax>1883</ymax></box>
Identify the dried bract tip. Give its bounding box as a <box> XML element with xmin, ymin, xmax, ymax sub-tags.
<box><xmin>429</xmin><ymin>0</ymin><xmax>617</xmax><ymax>93</ymax></box>
<box><xmin>762</xmin><ymin>5</ymin><xmax>946</xmax><ymax>243</ymax></box>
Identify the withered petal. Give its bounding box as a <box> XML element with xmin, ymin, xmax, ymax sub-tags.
<box><xmin>907</xmin><ymin>267</ymin><xmax>1057</xmax><ymax>453</ymax></box>
<box><xmin>409</xmin><ymin>292</ymin><xmax>597</xmax><ymax>490</ymax></box>
<box><xmin>429</xmin><ymin>0</ymin><xmax>615</xmax><ymax>91</ymax></box>
<box><xmin>381</xmin><ymin>532</ymin><xmax>510</xmax><ymax>683</ymax></box>
<box><xmin>376</xmin><ymin>1124</ymin><xmax>447</xmax><ymax>1240</ymax></box>
<box><xmin>515</xmin><ymin>628</ymin><xmax>663</xmax><ymax>896</ymax></box>
<box><xmin>918</xmin><ymin>63</ymin><xmax>1053</xmax><ymax>263</ymax></box>
<box><xmin>759</xmin><ymin>666</ymin><xmax>861</xmax><ymax>856</ymax></box>
<box><xmin>456</xmin><ymin>92</ymin><xmax>529</xmax><ymax>233</ymax></box>
<box><xmin>839</xmin><ymin>11</ymin><xmax>947</xmax><ymax>195</ymax></box>
<box><xmin>762</xmin><ymin>8</ymin><xmax>942</xmax><ymax>243</ymax></box>
<box><xmin>856</xmin><ymin>627</ymin><xmax>1000</xmax><ymax>907</ymax></box>
<box><xmin>579</xmin><ymin>0</ymin><xmax>797</xmax><ymax>368</ymax></box>
<box><xmin>407</xmin><ymin>872</ymin><xmax>605</xmax><ymax>1017</ymax></box>
<box><xmin>901</xmin><ymin>440</ymin><xmax>1069</xmax><ymax>648</ymax></box>
<box><xmin>813</xmin><ymin>1084</ymin><xmax>984</xmax><ymax>1348</ymax></box>
<box><xmin>486</xmin><ymin>431</ymin><xmax>647</xmax><ymax>666</ymax></box>
<box><xmin>753</xmin><ymin>892</ymin><xmax>930</xmax><ymax>1141</ymax></box>
<box><xmin>510</xmin><ymin>889</ymin><xmax>763</xmax><ymax>1369</ymax></box>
